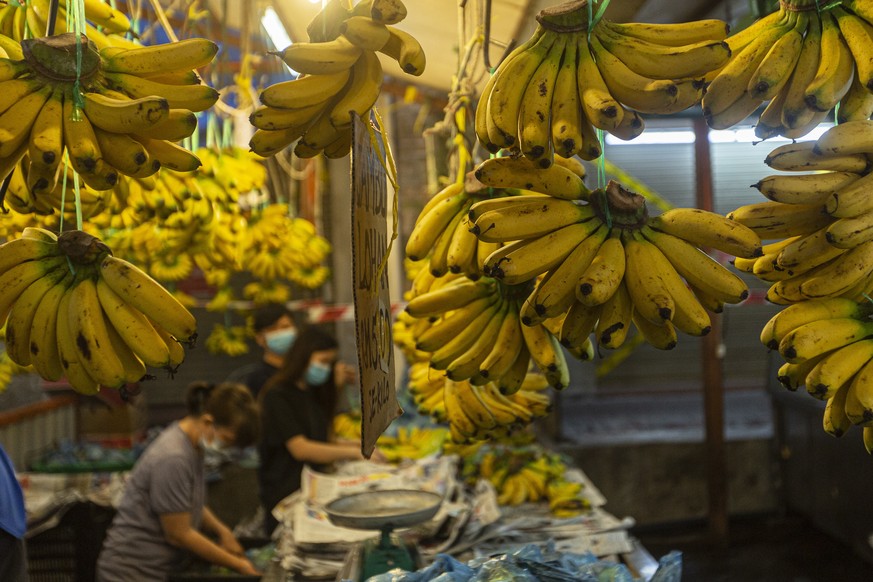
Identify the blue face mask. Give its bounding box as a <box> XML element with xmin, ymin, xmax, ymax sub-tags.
<box><xmin>305</xmin><ymin>362</ymin><xmax>332</xmax><ymax>386</ymax></box>
<box><xmin>265</xmin><ymin>328</ymin><xmax>296</xmax><ymax>355</ymax></box>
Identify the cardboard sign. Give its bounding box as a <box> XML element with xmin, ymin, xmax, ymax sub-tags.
<box><xmin>350</xmin><ymin>112</ymin><xmax>401</xmax><ymax>456</ymax></box>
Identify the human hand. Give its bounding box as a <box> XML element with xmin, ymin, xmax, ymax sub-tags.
<box><xmin>368</xmin><ymin>447</ymin><xmax>388</xmax><ymax>463</ymax></box>
<box><xmin>219</xmin><ymin>530</ymin><xmax>244</xmax><ymax>556</ymax></box>
<box><xmin>335</xmin><ymin>361</ymin><xmax>357</xmax><ymax>386</ymax></box>
<box><xmin>234</xmin><ymin>556</ymin><xmax>262</xmax><ymax>576</ymax></box>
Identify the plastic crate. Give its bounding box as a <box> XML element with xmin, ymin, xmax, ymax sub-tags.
<box><xmin>26</xmin><ymin>502</ymin><xmax>116</xmax><ymax>582</ymax></box>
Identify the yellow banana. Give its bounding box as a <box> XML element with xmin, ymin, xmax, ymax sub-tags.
<box><xmin>521</xmin><ymin>321</ymin><xmax>568</xmax><ymax>389</ymax></box>
<box><xmin>760</xmin><ymin>297</ymin><xmax>873</xmax><ymax>350</ymax></box>
<box><xmin>103</xmin><ymin>72</ymin><xmax>219</xmax><ymax>112</ymax></box>
<box><xmin>82</xmin><ymin>91</ymin><xmax>169</xmax><ymax>134</ymax></box>
<box><xmin>259</xmin><ymin>69</ymin><xmax>351</xmax><ymax>109</ymax></box>
<box><xmin>96</xmin><ymin>277</ymin><xmax>171</xmax><ymax>368</ymax></box>
<box><xmin>527</xmin><ymin>226</ymin><xmax>608</xmax><ymax>320</ymax></box>
<box><xmin>805</xmin><ymin>12</ymin><xmax>854</xmax><ymax>113</ymax></box>
<box><xmin>577</xmin><ymin>232</ymin><xmax>625</xmax><ymax>306</ymax></box>
<box><xmin>488</xmin><ymin>28</ymin><xmax>557</xmax><ymax>147</ymax></box>
<box><xmin>595</xmin><ymin>280</ymin><xmax>633</xmax><ymax>349</ymax></box>
<box><xmin>780</xmin><ymin>317</ymin><xmax>873</xmax><ymax>364</ymax></box>
<box><xmin>56</xmin><ymin>286</ymin><xmax>100</xmax><ymax>395</ymax></box>
<box><xmin>632</xmin><ymin>311</ymin><xmax>678</xmax><ymax>350</ymax></box>
<box><xmin>3</xmin><ymin>267</ymin><xmax>69</xmax><ymax>366</ymax></box>
<box><xmin>479</xmin><ymin>302</ymin><xmax>523</xmax><ymax>382</ymax></box>
<box><xmin>103</xmin><ymin>38</ymin><xmax>217</xmax><ymax>75</ymax></box>
<box><xmin>99</xmin><ymin>255</ymin><xmax>197</xmax><ymax>343</ymax></box>
<box><xmin>649</xmin><ymin>207</ymin><xmax>762</xmax><ymax>259</ymax></box>
<box><xmin>813</xmin><ymin>120</ymin><xmax>873</xmax><ymax>158</ymax></box>
<box><xmin>328</xmin><ymin>48</ymin><xmax>382</xmax><ymax>127</ymax></box>
<box><xmin>822</xmin><ymin>380</ymin><xmax>852</xmax><ymax>437</ymax></box>
<box><xmin>844</xmin><ymin>357</ymin><xmax>873</xmax><ymax>425</ymax></box>
<box><xmin>485</xmin><ymin>221</ymin><xmax>602</xmax><ymax>285</ymax></box>
<box><xmin>473</xmin><ymin>156</ymin><xmax>590</xmax><ymax>200</ymax></box>
<box><xmin>133</xmin><ymin>137</ymin><xmax>201</xmax><ymax>172</ymax></box>
<box><xmin>273</xmin><ymin>36</ymin><xmax>362</xmax><ymax>75</ymax></box>
<box><xmin>67</xmin><ymin>276</ymin><xmax>126</xmax><ymax>388</ymax></box>
<box><xmin>781</xmin><ymin>13</ymin><xmax>822</xmax><ymax>129</ymax></box>
<box><xmin>517</xmin><ymin>34</ymin><xmax>566</xmax><ymax>164</ymax></box>
<box><xmin>806</xmin><ymin>339</ymin><xmax>873</xmax><ymax>401</ymax></box>
<box><xmin>0</xmin><ymin>84</ymin><xmax>50</xmax><ymax>157</ymax></box>
<box><xmin>339</xmin><ymin>16</ymin><xmax>390</xmax><ymax>51</ymax></box>
<box><xmin>471</xmin><ymin>197</ymin><xmax>595</xmax><ymax>242</ymax></box>
<box><xmin>27</xmin><ymin>87</ymin><xmax>64</xmax><ymax>176</ymax></box>
<box><xmin>623</xmin><ymin>233</ymin><xmax>673</xmax><ymax>324</ymax></box>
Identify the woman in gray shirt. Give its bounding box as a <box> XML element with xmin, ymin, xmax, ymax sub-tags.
<box><xmin>97</xmin><ymin>382</ymin><xmax>261</xmax><ymax>581</ymax></box>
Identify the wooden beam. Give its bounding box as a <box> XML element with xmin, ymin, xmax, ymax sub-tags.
<box><xmin>693</xmin><ymin>115</ymin><xmax>729</xmax><ymax>547</ymax></box>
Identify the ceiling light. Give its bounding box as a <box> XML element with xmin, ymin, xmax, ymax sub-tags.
<box><xmin>261</xmin><ymin>7</ymin><xmax>292</xmax><ymax>51</ymax></box>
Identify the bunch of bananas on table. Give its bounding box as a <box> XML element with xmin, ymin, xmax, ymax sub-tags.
<box><xmin>704</xmin><ymin>0</ymin><xmax>873</xmax><ymax>136</ymax></box>
<box><xmin>404</xmin><ymin>361</ymin><xmax>552</xmax><ymax>442</ymax></box>
<box><xmin>250</xmin><ymin>0</ymin><xmax>425</xmax><ymax>158</ymax></box>
<box><xmin>0</xmin><ymin>0</ymin><xmax>137</xmax><ymax>52</ymax></box>
<box><xmin>205</xmin><ymin>324</ymin><xmax>252</xmax><ymax>357</ymax></box>
<box><xmin>468</xmin><ymin>162</ymin><xmax>759</xmax><ymax>352</ymax></box>
<box><xmin>762</xmin><ymin>297</ymin><xmax>873</xmax><ymax>451</ymax></box>
<box><xmin>0</xmin><ymin>228</ymin><xmax>195</xmax><ymax>394</ymax></box>
<box><xmin>730</xmin><ymin>121</ymin><xmax>873</xmax><ymax>304</ymax></box>
<box><xmin>0</xmin><ymin>33</ymin><xmax>216</xmax><ymax>198</ymax></box>
<box><xmin>333</xmin><ymin>413</ymin><xmax>449</xmax><ymax>461</ymax></box>
<box><xmin>476</xmin><ymin>0</ymin><xmax>730</xmax><ymax>162</ymax></box>
<box><xmin>451</xmin><ymin>440</ymin><xmax>589</xmax><ymax>515</ymax></box>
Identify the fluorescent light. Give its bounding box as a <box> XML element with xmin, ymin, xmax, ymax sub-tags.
<box><xmin>605</xmin><ymin>131</ymin><xmax>695</xmax><ymax>145</ymax></box>
<box><xmin>604</xmin><ymin>123</ymin><xmax>835</xmax><ymax>146</ymax></box>
<box><xmin>262</xmin><ymin>7</ymin><xmax>292</xmax><ymax>51</ymax></box>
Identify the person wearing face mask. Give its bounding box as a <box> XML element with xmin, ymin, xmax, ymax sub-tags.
<box><xmin>226</xmin><ymin>304</ymin><xmax>300</xmax><ymax>399</ymax></box>
<box><xmin>257</xmin><ymin>325</ymin><xmax>385</xmax><ymax>536</ymax></box>
<box><xmin>96</xmin><ymin>382</ymin><xmax>261</xmax><ymax>581</ymax></box>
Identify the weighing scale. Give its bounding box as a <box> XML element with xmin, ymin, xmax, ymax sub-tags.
<box><xmin>325</xmin><ymin>489</ymin><xmax>442</xmax><ymax>581</ymax></box>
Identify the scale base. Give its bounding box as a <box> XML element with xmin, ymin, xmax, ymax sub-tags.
<box><xmin>338</xmin><ymin>532</ymin><xmax>421</xmax><ymax>581</ymax></box>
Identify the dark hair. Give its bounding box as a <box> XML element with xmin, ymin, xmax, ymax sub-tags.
<box><xmin>261</xmin><ymin>326</ymin><xmax>339</xmax><ymax>419</ymax></box>
<box><xmin>251</xmin><ymin>304</ymin><xmax>297</xmax><ymax>333</ymax></box>
<box><xmin>186</xmin><ymin>381</ymin><xmax>215</xmax><ymax>416</ymax></box>
<box><xmin>186</xmin><ymin>381</ymin><xmax>260</xmax><ymax>447</ymax></box>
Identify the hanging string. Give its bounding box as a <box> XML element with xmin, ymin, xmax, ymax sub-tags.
<box><xmin>147</xmin><ymin>0</ymin><xmax>179</xmax><ymax>42</ymax></box>
<box><xmin>587</xmin><ymin>0</ymin><xmax>612</xmax><ymax>226</ymax></box>
<box><xmin>69</xmin><ymin>0</ymin><xmax>87</xmax><ymax>111</ymax></box>
<box><xmin>46</xmin><ymin>0</ymin><xmax>60</xmax><ymax>35</ymax></box>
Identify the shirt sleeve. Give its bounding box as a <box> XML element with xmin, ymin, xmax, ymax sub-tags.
<box><xmin>149</xmin><ymin>453</ymin><xmax>196</xmax><ymax>515</ymax></box>
<box><xmin>262</xmin><ymin>390</ymin><xmax>308</xmax><ymax>445</ymax></box>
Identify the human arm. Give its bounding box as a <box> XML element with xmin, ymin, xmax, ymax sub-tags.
<box><xmin>286</xmin><ymin>435</ymin><xmax>366</xmax><ymax>464</ymax></box>
<box><xmin>201</xmin><ymin>507</ymin><xmax>243</xmax><ymax>556</ymax></box>
<box><xmin>159</xmin><ymin>512</ymin><xmax>259</xmax><ymax>575</ymax></box>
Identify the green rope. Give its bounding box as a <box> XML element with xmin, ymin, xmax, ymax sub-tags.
<box><xmin>587</xmin><ymin>1</ymin><xmax>612</xmax><ymax>227</ymax></box>
<box><xmin>70</xmin><ymin>0</ymin><xmax>87</xmax><ymax>112</ymax></box>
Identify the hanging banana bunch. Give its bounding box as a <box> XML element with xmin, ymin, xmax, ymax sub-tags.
<box><xmin>762</xmin><ymin>296</ymin><xmax>873</xmax><ymax>452</ymax></box>
<box><xmin>0</xmin><ymin>228</ymin><xmax>196</xmax><ymax>395</ymax></box>
<box><xmin>468</xmin><ymin>151</ymin><xmax>760</xmax><ymax>355</ymax></box>
<box><xmin>730</xmin><ymin>121</ymin><xmax>873</xmax><ymax>304</ymax></box>
<box><xmin>250</xmin><ymin>0</ymin><xmax>426</xmax><ymax>158</ymax></box>
<box><xmin>703</xmin><ymin>0</ymin><xmax>873</xmax><ymax>137</ymax></box>
<box><xmin>475</xmin><ymin>0</ymin><xmax>730</xmax><ymax>165</ymax></box>
<box><xmin>0</xmin><ymin>31</ymin><xmax>218</xmax><ymax>203</ymax></box>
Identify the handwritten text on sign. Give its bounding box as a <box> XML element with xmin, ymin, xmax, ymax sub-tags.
<box><xmin>350</xmin><ymin>112</ymin><xmax>401</xmax><ymax>456</ymax></box>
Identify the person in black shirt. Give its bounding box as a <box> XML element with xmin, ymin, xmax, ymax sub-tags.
<box><xmin>257</xmin><ymin>326</ymin><xmax>384</xmax><ymax>536</ymax></box>
<box><xmin>226</xmin><ymin>304</ymin><xmax>299</xmax><ymax>399</ymax></box>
